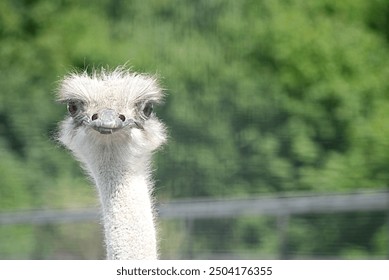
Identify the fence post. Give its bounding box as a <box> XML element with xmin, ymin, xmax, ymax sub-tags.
<box><xmin>387</xmin><ymin>188</ymin><xmax>389</xmax><ymax>260</ymax></box>
<box><xmin>184</xmin><ymin>218</ymin><xmax>194</xmax><ymax>259</ymax></box>
<box><xmin>277</xmin><ymin>214</ymin><xmax>290</xmax><ymax>259</ymax></box>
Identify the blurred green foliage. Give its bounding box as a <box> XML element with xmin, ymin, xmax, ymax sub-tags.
<box><xmin>0</xmin><ymin>0</ymin><xmax>389</xmax><ymax>259</ymax></box>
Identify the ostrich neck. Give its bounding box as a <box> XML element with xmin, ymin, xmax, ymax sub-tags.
<box><xmin>91</xmin><ymin>153</ymin><xmax>157</xmax><ymax>260</ymax></box>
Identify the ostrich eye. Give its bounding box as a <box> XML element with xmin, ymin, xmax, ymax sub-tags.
<box><xmin>142</xmin><ymin>102</ymin><xmax>153</xmax><ymax>118</ymax></box>
<box><xmin>67</xmin><ymin>101</ymin><xmax>79</xmax><ymax>116</ymax></box>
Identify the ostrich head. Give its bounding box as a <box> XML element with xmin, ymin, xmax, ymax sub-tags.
<box><xmin>57</xmin><ymin>68</ymin><xmax>167</xmax><ymax>176</ymax></box>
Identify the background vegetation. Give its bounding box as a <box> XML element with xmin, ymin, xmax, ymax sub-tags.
<box><xmin>1</xmin><ymin>0</ymin><xmax>389</xmax><ymax>259</ymax></box>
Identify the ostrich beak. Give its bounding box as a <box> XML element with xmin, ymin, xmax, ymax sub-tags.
<box><xmin>89</xmin><ymin>109</ymin><xmax>139</xmax><ymax>134</ymax></box>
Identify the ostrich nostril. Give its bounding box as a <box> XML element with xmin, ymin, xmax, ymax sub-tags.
<box><xmin>118</xmin><ymin>114</ymin><xmax>126</xmax><ymax>122</ymax></box>
<box><xmin>91</xmin><ymin>113</ymin><xmax>98</xmax><ymax>121</ymax></box>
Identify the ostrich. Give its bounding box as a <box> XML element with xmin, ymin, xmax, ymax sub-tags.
<box><xmin>56</xmin><ymin>67</ymin><xmax>167</xmax><ymax>259</ymax></box>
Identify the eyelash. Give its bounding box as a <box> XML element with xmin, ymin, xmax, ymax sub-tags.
<box><xmin>67</xmin><ymin>101</ymin><xmax>80</xmax><ymax>116</ymax></box>
<box><xmin>142</xmin><ymin>102</ymin><xmax>153</xmax><ymax>118</ymax></box>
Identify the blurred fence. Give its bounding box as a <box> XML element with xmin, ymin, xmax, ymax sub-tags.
<box><xmin>2</xmin><ymin>189</ymin><xmax>388</xmax><ymax>224</ymax></box>
<box><xmin>1</xmin><ymin>189</ymin><xmax>389</xmax><ymax>259</ymax></box>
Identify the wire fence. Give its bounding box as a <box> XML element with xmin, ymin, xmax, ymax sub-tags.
<box><xmin>1</xmin><ymin>189</ymin><xmax>388</xmax><ymax>223</ymax></box>
<box><xmin>1</xmin><ymin>189</ymin><xmax>388</xmax><ymax>259</ymax></box>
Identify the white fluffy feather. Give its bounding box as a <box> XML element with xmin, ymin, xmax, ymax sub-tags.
<box><xmin>57</xmin><ymin>67</ymin><xmax>167</xmax><ymax>259</ymax></box>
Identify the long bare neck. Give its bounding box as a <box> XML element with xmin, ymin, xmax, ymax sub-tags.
<box><xmin>90</xmin><ymin>152</ymin><xmax>157</xmax><ymax>260</ymax></box>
